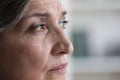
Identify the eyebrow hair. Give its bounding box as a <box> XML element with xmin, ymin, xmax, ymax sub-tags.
<box><xmin>24</xmin><ymin>10</ymin><xmax>67</xmax><ymax>19</ymax></box>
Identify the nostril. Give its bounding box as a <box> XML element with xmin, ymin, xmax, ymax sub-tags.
<box><xmin>51</xmin><ymin>42</ymin><xmax>65</xmax><ymax>56</ymax></box>
<box><xmin>51</xmin><ymin>42</ymin><xmax>73</xmax><ymax>56</ymax></box>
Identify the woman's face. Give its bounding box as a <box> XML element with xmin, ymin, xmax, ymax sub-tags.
<box><xmin>0</xmin><ymin>0</ymin><xmax>73</xmax><ymax>80</ymax></box>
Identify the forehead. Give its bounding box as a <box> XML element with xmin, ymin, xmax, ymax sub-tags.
<box><xmin>31</xmin><ymin>0</ymin><xmax>62</xmax><ymax>6</ymax></box>
<box><xmin>24</xmin><ymin>0</ymin><xmax>65</xmax><ymax>16</ymax></box>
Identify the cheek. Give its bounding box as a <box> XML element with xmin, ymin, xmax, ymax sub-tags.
<box><xmin>22</xmin><ymin>41</ymin><xmax>50</xmax><ymax>70</ymax></box>
<box><xmin>1</xmin><ymin>36</ymin><xmax>51</xmax><ymax>73</ymax></box>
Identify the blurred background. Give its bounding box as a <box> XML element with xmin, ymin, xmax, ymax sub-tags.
<box><xmin>62</xmin><ymin>0</ymin><xmax>120</xmax><ymax>80</ymax></box>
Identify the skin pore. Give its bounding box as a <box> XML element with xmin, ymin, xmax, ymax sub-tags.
<box><xmin>0</xmin><ymin>0</ymin><xmax>73</xmax><ymax>80</ymax></box>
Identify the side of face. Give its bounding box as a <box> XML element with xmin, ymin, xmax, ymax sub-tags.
<box><xmin>0</xmin><ymin>0</ymin><xmax>73</xmax><ymax>80</ymax></box>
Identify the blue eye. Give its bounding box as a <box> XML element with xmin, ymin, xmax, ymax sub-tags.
<box><xmin>59</xmin><ymin>20</ymin><xmax>69</xmax><ymax>29</ymax></box>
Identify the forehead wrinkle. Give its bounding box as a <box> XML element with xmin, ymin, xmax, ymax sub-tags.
<box><xmin>30</xmin><ymin>0</ymin><xmax>61</xmax><ymax>6</ymax></box>
<box><xmin>44</xmin><ymin>1</ymin><xmax>64</xmax><ymax>19</ymax></box>
<box><xmin>23</xmin><ymin>0</ymin><xmax>65</xmax><ymax>23</ymax></box>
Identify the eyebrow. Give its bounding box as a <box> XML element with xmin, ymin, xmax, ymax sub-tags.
<box><xmin>24</xmin><ymin>11</ymin><xmax>67</xmax><ymax>19</ymax></box>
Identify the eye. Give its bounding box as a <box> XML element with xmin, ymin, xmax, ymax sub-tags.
<box><xmin>59</xmin><ymin>20</ymin><xmax>69</xmax><ymax>29</ymax></box>
<box><xmin>29</xmin><ymin>23</ymin><xmax>48</xmax><ymax>33</ymax></box>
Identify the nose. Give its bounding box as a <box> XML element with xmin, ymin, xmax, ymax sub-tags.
<box><xmin>51</xmin><ymin>28</ymin><xmax>73</xmax><ymax>56</ymax></box>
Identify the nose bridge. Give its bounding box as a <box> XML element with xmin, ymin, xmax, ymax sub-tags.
<box><xmin>57</xmin><ymin>29</ymin><xmax>71</xmax><ymax>46</ymax></box>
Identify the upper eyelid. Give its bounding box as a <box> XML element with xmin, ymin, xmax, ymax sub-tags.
<box><xmin>59</xmin><ymin>19</ymin><xmax>68</xmax><ymax>23</ymax></box>
<box><xmin>22</xmin><ymin>15</ymin><xmax>67</xmax><ymax>27</ymax></box>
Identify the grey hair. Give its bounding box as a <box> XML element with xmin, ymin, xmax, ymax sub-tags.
<box><xmin>0</xmin><ymin>0</ymin><xmax>31</xmax><ymax>32</ymax></box>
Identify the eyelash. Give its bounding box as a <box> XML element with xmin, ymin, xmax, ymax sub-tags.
<box><xmin>59</xmin><ymin>20</ymin><xmax>69</xmax><ymax>29</ymax></box>
<box><xmin>29</xmin><ymin>23</ymin><xmax>47</xmax><ymax>33</ymax></box>
<box><xmin>29</xmin><ymin>20</ymin><xmax>69</xmax><ymax>34</ymax></box>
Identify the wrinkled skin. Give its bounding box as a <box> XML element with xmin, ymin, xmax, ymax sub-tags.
<box><xmin>0</xmin><ymin>0</ymin><xmax>73</xmax><ymax>80</ymax></box>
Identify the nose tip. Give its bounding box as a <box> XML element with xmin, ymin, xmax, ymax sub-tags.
<box><xmin>51</xmin><ymin>38</ymin><xmax>74</xmax><ymax>56</ymax></box>
<box><xmin>64</xmin><ymin>41</ymin><xmax>74</xmax><ymax>54</ymax></box>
